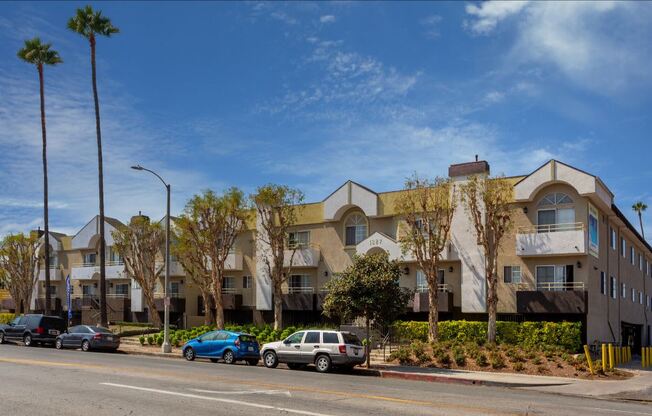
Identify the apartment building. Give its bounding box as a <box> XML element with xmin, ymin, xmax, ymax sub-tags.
<box><xmin>14</xmin><ymin>159</ymin><xmax>651</xmax><ymax>349</ymax></box>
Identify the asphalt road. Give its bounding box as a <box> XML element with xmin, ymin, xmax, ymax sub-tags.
<box><xmin>0</xmin><ymin>344</ymin><xmax>651</xmax><ymax>416</ymax></box>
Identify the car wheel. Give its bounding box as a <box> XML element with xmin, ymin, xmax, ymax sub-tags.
<box><xmin>247</xmin><ymin>359</ymin><xmax>259</xmax><ymax>366</ymax></box>
<box><xmin>23</xmin><ymin>334</ymin><xmax>32</xmax><ymax>347</ymax></box>
<box><xmin>223</xmin><ymin>350</ymin><xmax>235</xmax><ymax>364</ymax></box>
<box><xmin>184</xmin><ymin>347</ymin><xmax>196</xmax><ymax>361</ymax></box>
<box><xmin>0</xmin><ymin>332</ymin><xmax>5</xmax><ymax>344</ymax></box>
<box><xmin>81</xmin><ymin>340</ymin><xmax>91</xmax><ymax>352</ymax></box>
<box><xmin>315</xmin><ymin>355</ymin><xmax>332</xmax><ymax>373</ymax></box>
<box><xmin>55</xmin><ymin>339</ymin><xmax>63</xmax><ymax>350</ymax></box>
<box><xmin>263</xmin><ymin>351</ymin><xmax>278</xmax><ymax>368</ymax></box>
<box><xmin>210</xmin><ymin>358</ymin><xmax>219</xmax><ymax>363</ymax></box>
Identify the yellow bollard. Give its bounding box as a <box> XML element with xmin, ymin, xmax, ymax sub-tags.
<box><xmin>647</xmin><ymin>347</ymin><xmax>651</xmax><ymax>368</ymax></box>
<box><xmin>629</xmin><ymin>346</ymin><xmax>632</xmax><ymax>363</ymax></box>
<box><xmin>584</xmin><ymin>345</ymin><xmax>595</xmax><ymax>375</ymax></box>
<box><xmin>643</xmin><ymin>347</ymin><xmax>647</xmax><ymax>368</ymax></box>
<box><xmin>616</xmin><ymin>347</ymin><xmax>620</xmax><ymax>365</ymax></box>
<box><xmin>609</xmin><ymin>344</ymin><xmax>615</xmax><ymax>370</ymax></box>
<box><xmin>602</xmin><ymin>344</ymin><xmax>607</xmax><ymax>373</ymax></box>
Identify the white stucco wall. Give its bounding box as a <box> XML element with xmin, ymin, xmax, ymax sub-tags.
<box><xmin>516</xmin><ymin>229</ymin><xmax>587</xmax><ymax>256</ymax></box>
<box><xmin>323</xmin><ymin>181</ymin><xmax>378</xmax><ymax>220</ymax></box>
<box><xmin>255</xmin><ymin>212</ymin><xmax>273</xmax><ymax>310</ymax></box>
<box><xmin>71</xmin><ymin>216</ymin><xmax>117</xmax><ymax>249</ymax></box>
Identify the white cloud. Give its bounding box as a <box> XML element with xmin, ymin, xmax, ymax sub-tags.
<box><xmin>484</xmin><ymin>90</ymin><xmax>505</xmax><ymax>104</ymax></box>
<box><xmin>320</xmin><ymin>15</ymin><xmax>336</xmax><ymax>24</ymax></box>
<box><xmin>270</xmin><ymin>11</ymin><xmax>297</xmax><ymax>25</ymax></box>
<box><xmin>420</xmin><ymin>15</ymin><xmax>442</xmax><ymax>39</ymax></box>
<box><xmin>465</xmin><ymin>1</ymin><xmax>652</xmax><ymax>95</ymax></box>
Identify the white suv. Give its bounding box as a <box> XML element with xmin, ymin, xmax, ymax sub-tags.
<box><xmin>261</xmin><ymin>330</ymin><xmax>365</xmax><ymax>373</ymax></box>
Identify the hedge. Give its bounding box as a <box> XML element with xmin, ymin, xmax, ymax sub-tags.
<box><xmin>392</xmin><ymin>320</ymin><xmax>582</xmax><ymax>352</ymax></box>
<box><xmin>0</xmin><ymin>313</ymin><xmax>15</xmax><ymax>325</ymax></box>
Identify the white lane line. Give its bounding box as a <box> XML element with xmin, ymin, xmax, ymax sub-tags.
<box><xmin>581</xmin><ymin>407</ymin><xmax>652</xmax><ymax>416</ymax></box>
<box><xmin>101</xmin><ymin>382</ymin><xmax>333</xmax><ymax>416</ymax></box>
<box><xmin>190</xmin><ymin>388</ymin><xmax>292</xmax><ymax>397</ymax></box>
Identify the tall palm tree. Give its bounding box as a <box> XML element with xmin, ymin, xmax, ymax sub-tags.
<box><xmin>17</xmin><ymin>38</ymin><xmax>62</xmax><ymax>315</ymax></box>
<box><xmin>633</xmin><ymin>201</ymin><xmax>648</xmax><ymax>239</ymax></box>
<box><xmin>68</xmin><ymin>6</ymin><xmax>119</xmax><ymax>327</ymax></box>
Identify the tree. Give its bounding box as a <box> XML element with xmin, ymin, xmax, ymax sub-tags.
<box><xmin>460</xmin><ymin>175</ymin><xmax>515</xmax><ymax>344</ymax></box>
<box><xmin>395</xmin><ymin>175</ymin><xmax>456</xmax><ymax>342</ymax></box>
<box><xmin>68</xmin><ymin>5</ymin><xmax>119</xmax><ymax>328</ymax></box>
<box><xmin>251</xmin><ymin>184</ymin><xmax>304</xmax><ymax>330</ymax></box>
<box><xmin>17</xmin><ymin>38</ymin><xmax>62</xmax><ymax>315</ymax></box>
<box><xmin>633</xmin><ymin>201</ymin><xmax>648</xmax><ymax>239</ymax></box>
<box><xmin>177</xmin><ymin>189</ymin><xmax>248</xmax><ymax>329</ymax></box>
<box><xmin>112</xmin><ymin>215</ymin><xmax>164</xmax><ymax>327</ymax></box>
<box><xmin>0</xmin><ymin>233</ymin><xmax>40</xmax><ymax>314</ymax></box>
<box><xmin>322</xmin><ymin>252</ymin><xmax>411</xmax><ymax>368</ymax></box>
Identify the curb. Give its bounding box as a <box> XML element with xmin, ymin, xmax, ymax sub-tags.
<box><xmin>118</xmin><ymin>348</ymin><xmax>183</xmax><ymax>360</ymax></box>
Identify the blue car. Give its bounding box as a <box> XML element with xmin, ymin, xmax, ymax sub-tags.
<box><xmin>182</xmin><ymin>330</ymin><xmax>259</xmax><ymax>365</ymax></box>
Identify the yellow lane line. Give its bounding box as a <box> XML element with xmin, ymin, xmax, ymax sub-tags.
<box><xmin>0</xmin><ymin>356</ymin><xmax>521</xmax><ymax>415</ymax></box>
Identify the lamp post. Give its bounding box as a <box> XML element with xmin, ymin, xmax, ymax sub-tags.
<box><xmin>131</xmin><ymin>164</ymin><xmax>172</xmax><ymax>353</ymax></box>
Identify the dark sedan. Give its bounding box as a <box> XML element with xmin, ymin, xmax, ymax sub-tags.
<box><xmin>55</xmin><ymin>325</ymin><xmax>120</xmax><ymax>352</ymax></box>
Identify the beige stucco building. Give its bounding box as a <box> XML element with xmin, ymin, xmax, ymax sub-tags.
<box><xmin>8</xmin><ymin>159</ymin><xmax>651</xmax><ymax>350</ymax></box>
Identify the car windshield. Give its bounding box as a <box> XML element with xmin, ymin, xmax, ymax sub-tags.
<box><xmin>89</xmin><ymin>326</ymin><xmax>112</xmax><ymax>334</ymax></box>
<box><xmin>239</xmin><ymin>335</ymin><xmax>256</xmax><ymax>343</ymax></box>
<box><xmin>341</xmin><ymin>333</ymin><xmax>362</xmax><ymax>346</ymax></box>
<box><xmin>42</xmin><ymin>317</ymin><xmax>66</xmax><ymax>330</ymax></box>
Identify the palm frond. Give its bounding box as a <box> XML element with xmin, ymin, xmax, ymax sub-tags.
<box><xmin>67</xmin><ymin>5</ymin><xmax>119</xmax><ymax>38</ymax></box>
<box><xmin>17</xmin><ymin>37</ymin><xmax>62</xmax><ymax>66</ymax></box>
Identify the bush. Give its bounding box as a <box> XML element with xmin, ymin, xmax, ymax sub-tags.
<box><xmin>0</xmin><ymin>313</ymin><xmax>16</xmax><ymax>324</ymax></box>
<box><xmin>138</xmin><ymin>336</ymin><xmax>145</xmax><ymax>346</ymax></box>
<box><xmin>513</xmin><ymin>362</ymin><xmax>525</xmax><ymax>372</ymax></box>
<box><xmin>489</xmin><ymin>352</ymin><xmax>505</xmax><ymax>369</ymax></box>
<box><xmin>452</xmin><ymin>346</ymin><xmax>466</xmax><ymax>366</ymax></box>
<box><xmin>389</xmin><ymin>346</ymin><xmax>412</xmax><ymax>365</ymax></box>
<box><xmin>156</xmin><ymin>336</ymin><xmax>163</xmax><ymax>346</ymax></box>
<box><xmin>410</xmin><ymin>341</ymin><xmax>431</xmax><ymax>364</ymax></box>
<box><xmin>147</xmin><ymin>336</ymin><xmax>154</xmax><ymax>345</ymax></box>
<box><xmin>532</xmin><ymin>356</ymin><xmax>542</xmax><ymax>365</ymax></box>
<box><xmin>475</xmin><ymin>353</ymin><xmax>488</xmax><ymax>367</ymax></box>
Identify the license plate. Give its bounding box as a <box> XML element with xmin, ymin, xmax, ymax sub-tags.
<box><xmin>248</xmin><ymin>346</ymin><xmax>254</xmax><ymax>351</ymax></box>
<box><xmin>354</xmin><ymin>350</ymin><xmax>358</xmax><ymax>356</ymax></box>
<box><xmin>107</xmin><ymin>336</ymin><xmax>113</xmax><ymax>341</ymax></box>
<box><xmin>48</xmin><ymin>330</ymin><xmax>59</xmax><ymax>336</ymax></box>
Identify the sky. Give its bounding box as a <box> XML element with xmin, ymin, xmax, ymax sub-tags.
<box><xmin>0</xmin><ymin>1</ymin><xmax>651</xmax><ymax>237</ymax></box>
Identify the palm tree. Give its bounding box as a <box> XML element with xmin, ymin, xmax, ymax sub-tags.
<box><xmin>17</xmin><ymin>38</ymin><xmax>62</xmax><ymax>315</ymax></box>
<box><xmin>68</xmin><ymin>6</ymin><xmax>119</xmax><ymax>327</ymax></box>
<box><xmin>633</xmin><ymin>201</ymin><xmax>648</xmax><ymax>239</ymax></box>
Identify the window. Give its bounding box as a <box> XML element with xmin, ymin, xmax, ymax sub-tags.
<box><xmin>632</xmin><ymin>288</ymin><xmax>636</xmax><ymax>302</ymax></box>
<box><xmin>107</xmin><ymin>247</ymin><xmax>122</xmax><ymax>263</ymax></box>
<box><xmin>588</xmin><ymin>204</ymin><xmax>599</xmax><ymax>256</ymax></box>
<box><xmin>115</xmin><ymin>283</ymin><xmax>129</xmax><ymax>296</ymax></box>
<box><xmin>610</xmin><ymin>228</ymin><xmax>616</xmax><ymax>250</ymax></box>
<box><xmin>640</xmin><ymin>291</ymin><xmax>644</xmax><ymax>305</ymax></box>
<box><xmin>537</xmin><ymin>193</ymin><xmax>575</xmax><ymax>232</ymax></box>
<box><xmin>48</xmin><ymin>253</ymin><xmax>57</xmax><ymax>267</ymax></box>
<box><xmin>504</xmin><ymin>266</ymin><xmax>522</xmax><ymax>284</ymax></box>
<box><xmin>82</xmin><ymin>285</ymin><xmax>95</xmax><ymax>296</ymax></box>
<box><xmin>621</xmin><ymin>238</ymin><xmax>626</xmax><ymax>258</ymax></box>
<box><xmin>223</xmin><ymin>276</ymin><xmax>235</xmax><ymax>291</ymax></box>
<box><xmin>323</xmin><ymin>332</ymin><xmax>339</xmax><ymax>344</ymax></box>
<box><xmin>288</xmin><ymin>231</ymin><xmax>310</xmax><ymax>248</ymax></box>
<box><xmin>631</xmin><ymin>247</ymin><xmax>635</xmax><ymax>265</ymax></box>
<box><xmin>200</xmin><ymin>331</ymin><xmax>220</xmax><ymax>341</ymax></box>
<box><xmin>289</xmin><ymin>275</ymin><xmax>310</xmax><ymax>290</ymax></box>
<box><xmin>610</xmin><ymin>277</ymin><xmax>617</xmax><ymax>299</ymax></box>
<box><xmin>538</xmin><ymin>192</ymin><xmax>574</xmax><ymax>206</ymax></box>
<box><xmin>648</xmin><ymin>295</ymin><xmax>651</xmax><ymax>309</ymax></box>
<box><xmin>345</xmin><ymin>213</ymin><xmax>367</xmax><ymax>245</ymax></box>
<box><xmin>83</xmin><ymin>253</ymin><xmax>97</xmax><ymax>264</ymax></box>
<box><xmin>242</xmin><ymin>275</ymin><xmax>252</xmax><ymax>289</ymax></box>
<box><xmin>621</xmin><ymin>282</ymin><xmax>626</xmax><ymax>299</ymax></box>
<box><xmin>600</xmin><ymin>272</ymin><xmax>606</xmax><ymax>295</ymax></box>
<box><xmin>170</xmin><ymin>282</ymin><xmax>181</xmax><ymax>296</ymax></box>
<box><xmin>536</xmin><ymin>265</ymin><xmax>572</xmax><ymax>290</ymax></box>
<box><xmin>285</xmin><ymin>332</ymin><xmax>304</xmax><ymax>344</ymax></box>
<box><xmin>304</xmin><ymin>332</ymin><xmax>320</xmax><ymax>344</ymax></box>
<box><xmin>416</xmin><ymin>269</ymin><xmax>444</xmax><ymax>291</ymax></box>
<box><xmin>640</xmin><ymin>255</ymin><xmax>644</xmax><ymax>271</ymax></box>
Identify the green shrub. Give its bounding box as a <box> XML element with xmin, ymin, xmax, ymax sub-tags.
<box><xmin>410</xmin><ymin>341</ymin><xmax>430</xmax><ymax>364</ymax></box>
<box><xmin>138</xmin><ymin>336</ymin><xmax>145</xmax><ymax>346</ymax></box>
<box><xmin>156</xmin><ymin>336</ymin><xmax>163</xmax><ymax>347</ymax></box>
<box><xmin>489</xmin><ymin>352</ymin><xmax>505</xmax><ymax>369</ymax></box>
<box><xmin>0</xmin><ymin>313</ymin><xmax>16</xmax><ymax>325</ymax></box>
<box><xmin>389</xmin><ymin>346</ymin><xmax>412</xmax><ymax>365</ymax></box>
<box><xmin>532</xmin><ymin>356</ymin><xmax>542</xmax><ymax>365</ymax></box>
<box><xmin>513</xmin><ymin>362</ymin><xmax>525</xmax><ymax>372</ymax></box>
<box><xmin>452</xmin><ymin>346</ymin><xmax>466</xmax><ymax>366</ymax></box>
<box><xmin>146</xmin><ymin>336</ymin><xmax>154</xmax><ymax>345</ymax></box>
<box><xmin>475</xmin><ymin>353</ymin><xmax>488</xmax><ymax>367</ymax></box>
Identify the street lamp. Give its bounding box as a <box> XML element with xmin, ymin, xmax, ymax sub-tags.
<box><xmin>131</xmin><ymin>164</ymin><xmax>172</xmax><ymax>354</ymax></box>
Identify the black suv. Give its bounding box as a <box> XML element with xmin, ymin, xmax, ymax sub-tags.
<box><xmin>0</xmin><ymin>314</ymin><xmax>67</xmax><ymax>347</ymax></box>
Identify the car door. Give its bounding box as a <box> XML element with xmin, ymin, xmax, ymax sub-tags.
<box><xmin>206</xmin><ymin>331</ymin><xmax>228</xmax><ymax>357</ymax></box>
<box><xmin>7</xmin><ymin>316</ymin><xmax>26</xmax><ymax>339</ymax></box>
<box><xmin>277</xmin><ymin>331</ymin><xmax>305</xmax><ymax>363</ymax></box>
<box><xmin>299</xmin><ymin>331</ymin><xmax>322</xmax><ymax>363</ymax></box>
<box><xmin>194</xmin><ymin>331</ymin><xmax>217</xmax><ymax>357</ymax></box>
<box><xmin>65</xmin><ymin>326</ymin><xmax>83</xmax><ymax>347</ymax></box>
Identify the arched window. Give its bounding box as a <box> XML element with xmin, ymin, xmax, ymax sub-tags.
<box><xmin>536</xmin><ymin>192</ymin><xmax>575</xmax><ymax>232</ymax></box>
<box><xmin>345</xmin><ymin>213</ymin><xmax>367</xmax><ymax>246</ymax></box>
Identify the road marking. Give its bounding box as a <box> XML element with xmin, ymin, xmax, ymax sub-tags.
<box><xmin>190</xmin><ymin>388</ymin><xmax>292</xmax><ymax>397</ymax></box>
<box><xmin>101</xmin><ymin>383</ymin><xmax>330</xmax><ymax>416</ymax></box>
<box><xmin>580</xmin><ymin>407</ymin><xmax>652</xmax><ymax>415</ymax></box>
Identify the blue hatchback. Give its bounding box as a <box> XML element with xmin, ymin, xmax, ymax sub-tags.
<box><xmin>182</xmin><ymin>330</ymin><xmax>259</xmax><ymax>365</ymax></box>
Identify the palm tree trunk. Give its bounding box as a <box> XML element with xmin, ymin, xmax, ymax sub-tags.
<box><xmin>90</xmin><ymin>34</ymin><xmax>108</xmax><ymax>327</ymax></box>
<box><xmin>38</xmin><ymin>64</ymin><xmax>51</xmax><ymax>316</ymax></box>
<box><xmin>639</xmin><ymin>212</ymin><xmax>645</xmax><ymax>239</ymax></box>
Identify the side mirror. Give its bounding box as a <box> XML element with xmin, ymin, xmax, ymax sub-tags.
<box><xmin>283</xmin><ymin>339</ymin><xmax>291</xmax><ymax>345</ymax></box>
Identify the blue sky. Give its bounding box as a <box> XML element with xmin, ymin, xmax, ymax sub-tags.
<box><xmin>0</xmin><ymin>1</ymin><xmax>651</xmax><ymax>236</ymax></box>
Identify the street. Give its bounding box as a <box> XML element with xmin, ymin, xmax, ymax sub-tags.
<box><xmin>0</xmin><ymin>344</ymin><xmax>650</xmax><ymax>416</ymax></box>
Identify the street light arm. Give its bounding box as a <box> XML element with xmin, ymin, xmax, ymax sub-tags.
<box><xmin>135</xmin><ymin>165</ymin><xmax>168</xmax><ymax>188</ymax></box>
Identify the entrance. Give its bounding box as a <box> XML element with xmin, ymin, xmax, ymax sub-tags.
<box><xmin>621</xmin><ymin>322</ymin><xmax>642</xmax><ymax>352</ymax></box>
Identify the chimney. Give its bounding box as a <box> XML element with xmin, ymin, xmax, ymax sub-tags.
<box><xmin>130</xmin><ymin>212</ymin><xmax>150</xmax><ymax>224</ymax></box>
<box><xmin>448</xmin><ymin>159</ymin><xmax>490</xmax><ymax>179</ymax></box>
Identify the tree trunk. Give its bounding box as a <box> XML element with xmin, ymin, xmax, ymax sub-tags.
<box><xmin>201</xmin><ymin>291</ymin><xmax>214</xmax><ymax>326</ymax></box>
<box><xmin>639</xmin><ymin>213</ymin><xmax>645</xmax><ymax>239</ymax></box>
<box><xmin>89</xmin><ymin>34</ymin><xmax>108</xmax><ymax>328</ymax></box>
<box><xmin>487</xmin><ymin>272</ymin><xmax>497</xmax><ymax>344</ymax></box>
<box><xmin>273</xmin><ymin>284</ymin><xmax>283</xmax><ymax>330</ymax></box>
<box><xmin>366</xmin><ymin>317</ymin><xmax>371</xmax><ymax>368</ymax></box>
<box><xmin>143</xmin><ymin>290</ymin><xmax>161</xmax><ymax>328</ymax></box>
<box><xmin>38</xmin><ymin>64</ymin><xmax>51</xmax><ymax>316</ymax></box>
<box><xmin>427</xmin><ymin>282</ymin><xmax>439</xmax><ymax>342</ymax></box>
<box><xmin>214</xmin><ymin>285</ymin><xmax>225</xmax><ymax>330</ymax></box>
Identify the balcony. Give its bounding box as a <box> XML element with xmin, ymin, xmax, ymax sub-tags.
<box><xmin>155</xmin><ymin>261</ymin><xmax>186</xmax><ymax>276</ymax></box>
<box><xmin>220</xmin><ymin>288</ymin><xmax>243</xmax><ymax>310</ymax></box>
<box><xmin>281</xmin><ymin>286</ymin><xmax>314</xmax><ymax>310</ymax></box>
<box><xmin>411</xmin><ymin>284</ymin><xmax>454</xmax><ymax>313</ymax></box>
<box><xmin>71</xmin><ymin>261</ymin><xmax>127</xmax><ymax>280</ymax></box>
<box><xmin>37</xmin><ymin>267</ymin><xmax>62</xmax><ymax>281</ymax></box>
<box><xmin>154</xmin><ymin>292</ymin><xmax>186</xmax><ymax>313</ymax></box>
<box><xmin>284</xmin><ymin>244</ymin><xmax>320</xmax><ymax>268</ymax></box>
<box><xmin>516</xmin><ymin>223</ymin><xmax>586</xmax><ymax>257</ymax></box>
<box><xmin>516</xmin><ymin>282</ymin><xmax>587</xmax><ymax>314</ymax></box>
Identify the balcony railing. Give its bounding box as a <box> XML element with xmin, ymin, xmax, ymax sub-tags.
<box><xmin>517</xmin><ymin>222</ymin><xmax>584</xmax><ymax>234</ymax></box>
<box><xmin>284</xmin><ymin>286</ymin><xmax>314</xmax><ymax>294</ymax></box>
<box><xmin>536</xmin><ymin>281</ymin><xmax>585</xmax><ymax>291</ymax></box>
<box><xmin>71</xmin><ymin>261</ymin><xmax>127</xmax><ymax>280</ymax></box>
<box><xmin>416</xmin><ymin>283</ymin><xmax>452</xmax><ymax>293</ymax></box>
<box><xmin>284</xmin><ymin>244</ymin><xmax>321</xmax><ymax>268</ymax></box>
<box><xmin>153</xmin><ymin>291</ymin><xmax>184</xmax><ymax>299</ymax></box>
<box><xmin>221</xmin><ymin>287</ymin><xmax>238</xmax><ymax>295</ymax></box>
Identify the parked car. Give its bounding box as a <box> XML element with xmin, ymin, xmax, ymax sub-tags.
<box><xmin>0</xmin><ymin>314</ymin><xmax>67</xmax><ymax>347</ymax></box>
<box><xmin>260</xmin><ymin>330</ymin><xmax>365</xmax><ymax>373</ymax></box>
<box><xmin>55</xmin><ymin>325</ymin><xmax>120</xmax><ymax>352</ymax></box>
<box><xmin>182</xmin><ymin>330</ymin><xmax>259</xmax><ymax>365</ymax></box>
